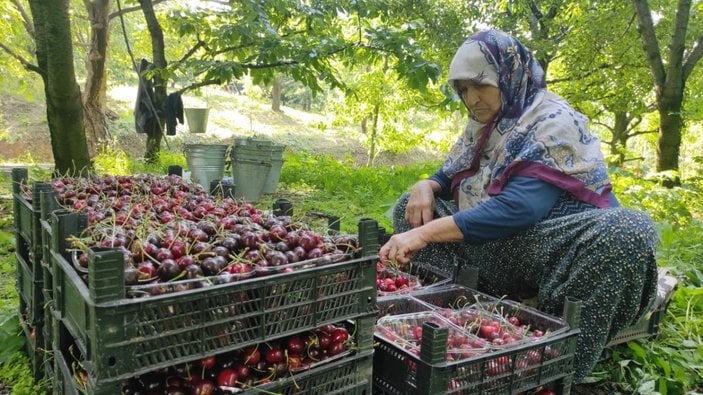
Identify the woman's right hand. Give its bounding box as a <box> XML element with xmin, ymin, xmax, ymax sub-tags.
<box><xmin>404</xmin><ymin>180</ymin><xmax>439</xmax><ymax>228</ymax></box>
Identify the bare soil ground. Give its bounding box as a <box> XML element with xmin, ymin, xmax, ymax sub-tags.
<box><xmin>0</xmin><ymin>87</ymin><xmax>442</xmax><ymax>167</ymax></box>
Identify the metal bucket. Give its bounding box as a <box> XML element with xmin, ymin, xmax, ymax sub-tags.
<box><xmin>230</xmin><ymin>137</ymin><xmax>276</xmax><ymax>201</ymax></box>
<box><xmin>231</xmin><ymin>158</ymin><xmax>271</xmax><ymax>202</ymax></box>
<box><xmin>184</xmin><ymin>108</ymin><xmax>210</xmax><ymax>134</ymax></box>
<box><xmin>262</xmin><ymin>144</ymin><xmax>285</xmax><ymax>194</ymax></box>
<box><xmin>184</xmin><ymin>144</ymin><xmax>228</xmax><ymax>189</ymax></box>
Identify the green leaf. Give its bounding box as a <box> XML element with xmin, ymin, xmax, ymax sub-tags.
<box><xmin>636</xmin><ymin>380</ymin><xmax>656</xmax><ymax>394</ymax></box>
<box><xmin>682</xmin><ymin>340</ymin><xmax>699</xmax><ymax>348</ymax></box>
<box><xmin>619</xmin><ymin>359</ymin><xmax>633</xmax><ymax>367</ymax></box>
<box><xmin>628</xmin><ymin>342</ymin><xmax>648</xmax><ymax>358</ymax></box>
<box><xmin>655</xmin><ymin>356</ymin><xmax>671</xmax><ymax>377</ymax></box>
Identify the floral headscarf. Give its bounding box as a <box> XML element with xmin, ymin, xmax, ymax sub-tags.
<box><xmin>442</xmin><ymin>29</ymin><xmax>612</xmax><ymax>210</ymax></box>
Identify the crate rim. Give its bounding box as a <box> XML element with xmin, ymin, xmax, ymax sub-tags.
<box><xmin>375</xmin><ymin>324</ymin><xmax>579</xmax><ymax>368</ymax></box>
<box><xmin>51</xmin><ymin>249</ymin><xmax>378</xmax><ymax>308</ymax></box>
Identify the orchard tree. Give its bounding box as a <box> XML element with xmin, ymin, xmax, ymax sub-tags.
<box><xmin>470</xmin><ymin>0</ymin><xmax>578</xmax><ymax>73</ymax></box>
<box><xmin>332</xmin><ymin>63</ymin><xmax>432</xmax><ymax>166</ymax></box>
<box><xmin>81</xmin><ymin>0</ymin><xmax>165</xmax><ymax>157</ymax></box>
<box><xmin>1</xmin><ymin>0</ymin><xmax>162</xmax><ymax>162</ymax></box>
<box><xmin>632</xmin><ymin>0</ymin><xmax>703</xmax><ymax>174</ymax></box>
<box><xmin>547</xmin><ymin>1</ymin><xmax>658</xmax><ymax>167</ymax></box>
<box><xmin>127</xmin><ymin>0</ymin><xmax>442</xmax><ymax>160</ymax></box>
<box><xmin>19</xmin><ymin>0</ymin><xmax>91</xmax><ymax>174</ymax></box>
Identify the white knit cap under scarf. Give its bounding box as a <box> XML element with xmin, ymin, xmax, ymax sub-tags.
<box><xmin>448</xmin><ymin>40</ymin><xmax>499</xmax><ymax>88</ymax></box>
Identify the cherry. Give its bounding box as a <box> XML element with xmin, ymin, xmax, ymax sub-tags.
<box><xmin>191</xmin><ymin>379</ymin><xmax>215</xmax><ymax>395</ymax></box>
<box><xmin>264</xmin><ymin>346</ymin><xmax>284</xmax><ymax>364</ymax></box>
<box><xmin>507</xmin><ymin>316</ymin><xmax>521</xmax><ymax>327</ymax></box>
<box><xmin>198</xmin><ymin>356</ymin><xmax>216</xmax><ymax>370</ymax></box>
<box><xmin>241</xmin><ymin>346</ymin><xmax>260</xmax><ymax>366</ymax></box>
<box><xmin>216</xmin><ymin>368</ymin><xmax>238</xmax><ymax>387</ymax></box>
<box><xmin>327</xmin><ymin>340</ymin><xmax>347</xmax><ymax>356</ymax></box>
<box><xmin>286</xmin><ymin>336</ymin><xmax>305</xmax><ymax>355</ymax></box>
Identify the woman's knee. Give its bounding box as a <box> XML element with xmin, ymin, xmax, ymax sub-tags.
<box><xmin>392</xmin><ymin>193</ymin><xmax>411</xmax><ymax>232</ymax></box>
<box><xmin>597</xmin><ymin>208</ymin><xmax>657</xmax><ymax>250</ymax></box>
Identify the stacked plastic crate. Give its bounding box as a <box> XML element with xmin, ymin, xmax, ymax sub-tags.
<box><xmin>13</xmin><ymin>170</ymin><xmax>379</xmax><ymax>394</ymax></box>
<box><xmin>11</xmin><ymin>168</ymin><xmax>54</xmax><ymax>381</ymax></box>
<box><xmin>374</xmin><ymin>284</ymin><xmax>582</xmax><ymax>395</ymax></box>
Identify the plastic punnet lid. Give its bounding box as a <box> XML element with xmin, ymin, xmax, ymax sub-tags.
<box><xmin>375</xmin><ymin>311</ymin><xmax>489</xmax><ymax>362</ymax></box>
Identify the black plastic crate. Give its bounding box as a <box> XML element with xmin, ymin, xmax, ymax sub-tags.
<box><xmin>407</xmin><ymin>261</ymin><xmax>453</xmax><ymax>289</ymax></box>
<box><xmin>12</xmin><ymin>168</ymin><xmax>36</xmax><ymax>250</ymax></box>
<box><xmin>16</xmin><ymin>252</ymin><xmax>43</xmax><ymax>325</ymax></box>
<box><xmin>52</xmin><ymin>316</ymin><xmax>376</xmax><ymax>395</ymax></box>
<box><xmin>412</xmin><ymin>284</ymin><xmax>571</xmax><ymax>335</ymax></box>
<box><xmin>11</xmin><ymin>169</ymin><xmax>52</xmax><ymax>260</ymax></box>
<box><xmin>373</xmin><ymin>286</ymin><xmax>581</xmax><ymax>395</ymax></box>
<box><xmin>38</xmin><ymin>189</ymin><xmax>61</xmax><ymax>356</ymax></box>
<box><xmin>18</xmin><ymin>310</ymin><xmax>46</xmax><ymax>382</ymax></box>
<box><xmin>452</xmin><ymin>264</ymin><xmax>677</xmax><ymax>348</ymax></box>
<box><xmin>606</xmin><ymin>299</ymin><xmax>672</xmax><ymax>347</ymax></box>
<box><xmin>374</xmin><ymin>325</ymin><xmax>577</xmax><ymax>395</ymax></box>
<box><xmin>48</xmin><ymin>211</ymin><xmax>379</xmax><ymax>384</ymax></box>
<box><xmin>54</xmin><ymin>348</ymin><xmax>374</xmax><ymax>395</ymax></box>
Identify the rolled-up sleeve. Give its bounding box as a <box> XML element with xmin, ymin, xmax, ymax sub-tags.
<box><xmin>452</xmin><ymin>176</ymin><xmax>561</xmax><ymax>244</ymax></box>
<box><xmin>429</xmin><ymin>169</ymin><xmax>453</xmax><ymax>201</ymax></box>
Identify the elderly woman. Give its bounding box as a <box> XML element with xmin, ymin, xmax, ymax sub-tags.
<box><xmin>379</xmin><ymin>29</ymin><xmax>658</xmax><ymax>383</ymax></box>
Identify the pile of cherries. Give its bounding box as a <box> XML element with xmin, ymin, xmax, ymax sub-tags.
<box><xmin>435</xmin><ymin>307</ymin><xmax>546</xmax><ymax>347</ymax></box>
<box><xmin>376</xmin><ymin>305</ymin><xmax>560</xmax><ymax>364</ymax></box>
<box><xmin>376</xmin><ymin>312</ymin><xmax>488</xmax><ymax>362</ymax></box>
<box><xmin>111</xmin><ymin>323</ymin><xmax>351</xmax><ymax>394</ymax></box>
<box><xmin>33</xmin><ymin>174</ymin><xmax>360</xmax><ymax>296</ymax></box>
<box><xmin>375</xmin><ymin>261</ymin><xmax>421</xmax><ymax>295</ymax></box>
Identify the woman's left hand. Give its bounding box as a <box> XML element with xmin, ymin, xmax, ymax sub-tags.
<box><xmin>379</xmin><ymin>228</ymin><xmax>428</xmax><ymax>266</ymax></box>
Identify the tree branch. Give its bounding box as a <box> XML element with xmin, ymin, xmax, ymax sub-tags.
<box><xmin>528</xmin><ymin>1</ymin><xmax>543</xmax><ymax>19</ymax></box>
<box><xmin>626</xmin><ymin>115</ymin><xmax>644</xmax><ymax>134</ymax></box>
<box><xmin>632</xmin><ymin>0</ymin><xmax>667</xmax><ymax>87</ymax></box>
<box><xmin>545</xmin><ymin>1</ymin><xmax>561</xmax><ymax>19</ymax></box>
<box><xmin>592</xmin><ymin>119</ymin><xmax>615</xmax><ymax>133</ymax></box>
<box><xmin>210</xmin><ymin>29</ymin><xmax>309</xmax><ymax>58</ymax></box>
<box><xmin>171</xmin><ymin>40</ymin><xmax>206</xmax><ymax>69</ymax></box>
<box><xmin>10</xmin><ymin>0</ymin><xmax>35</xmax><ymax>38</ymax></box>
<box><xmin>623</xmin><ymin>156</ymin><xmax>645</xmax><ymax>163</ymax></box>
<box><xmin>109</xmin><ymin>0</ymin><xmax>167</xmax><ymax>20</ymax></box>
<box><xmin>683</xmin><ymin>32</ymin><xmax>703</xmax><ymax>81</ymax></box>
<box><xmin>174</xmin><ymin>78</ymin><xmax>223</xmax><ymax>95</ymax></box>
<box><xmin>668</xmin><ymin>0</ymin><xmax>690</xmax><ymax>77</ymax></box>
<box><xmin>629</xmin><ymin>129</ymin><xmax>658</xmax><ymax>137</ymax></box>
<box><xmin>0</xmin><ymin>42</ymin><xmax>44</xmax><ymax>76</ymax></box>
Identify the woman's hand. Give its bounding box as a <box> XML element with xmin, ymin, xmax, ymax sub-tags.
<box><xmin>379</xmin><ymin>228</ymin><xmax>429</xmax><ymax>266</ymax></box>
<box><xmin>380</xmin><ymin>216</ymin><xmax>465</xmax><ymax>266</ymax></box>
<box><xmin>405</xmin><ymin>180</ymin><xmax>440</xmax><ymax>228</ymax></box>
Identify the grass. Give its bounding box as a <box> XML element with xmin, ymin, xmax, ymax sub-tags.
<box><xmin>0</xmin><ymin>149</ymin><xmax>702</xmax><ymax>394</ymax></box>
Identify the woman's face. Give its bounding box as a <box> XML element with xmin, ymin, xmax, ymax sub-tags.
<box><xmin>454</xmin><ymin>80</ymin><xmax>502</xmax><ymax>123</ymax></box>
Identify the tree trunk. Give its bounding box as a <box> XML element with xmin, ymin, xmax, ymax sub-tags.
<box><xmin>632</xmin><ymin>0</ymin><xmax>703</xmax><ymax>176</ymax></box>
<box><xmin>272</xmin><ymin>75</ymin><xmax>283</xmax><ymax>112</ymax></box>
<box><xmin>303</xmin><ymin>89</ymin><xmax>311</xmax><ymax>111</ymax></box>
<box><xmin>366</xmin><ymin>105</ymin><xmax>380</xmax><ymax>166</ymax></box>
<box><xmin>657</xmin><ymin>94</ymin><xmax>684</xmax><ymax>171</ymax></box>
<box><xmin>28</xmin><ymin>0</ymin><xmax>91</xmax><ymax>175</ymax></box>
<box><xmin>139</xmin><ymin>0</ymin><xmax>168</xmax><ymax>163</ymax></box>
<box><xmin>82</xmin><ymin>0</ymin><xmax>112</xmax><ymax>157</ymax></box>
<box><xmin>610</xmin><ymin>111</ymin><xmax>630</xmax><ymax>165</ymax></box>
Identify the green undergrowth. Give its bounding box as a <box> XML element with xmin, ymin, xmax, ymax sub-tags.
<box><xmin>0</xmin><ymin>149</ymin><xmax>702</xmax><ymax>393</ymax></box>
<box><xmin>268</xmin><ymin>152</ymin><xmax>441</xmax><ymax>233</ymax></box>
